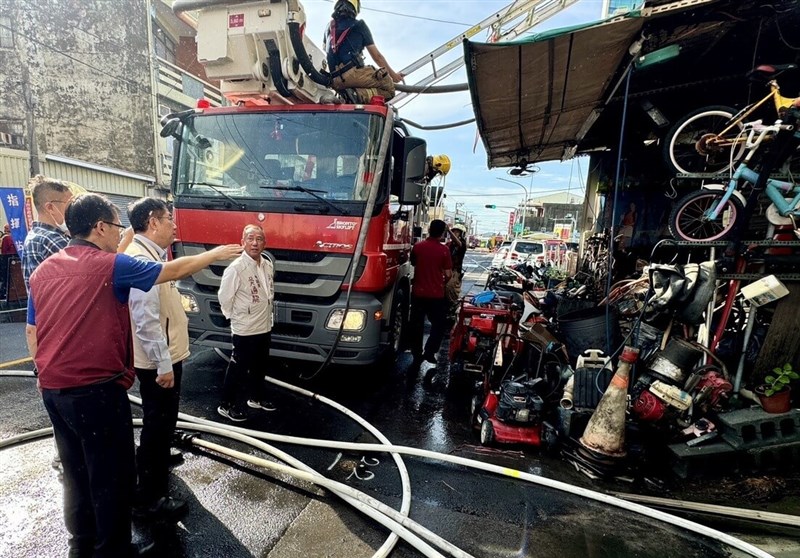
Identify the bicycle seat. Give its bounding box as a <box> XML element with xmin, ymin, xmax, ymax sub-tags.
<box><xmin>748</xmin><ymin>64</ymin><xmax>798</xmax><ymax>81</ymax></box>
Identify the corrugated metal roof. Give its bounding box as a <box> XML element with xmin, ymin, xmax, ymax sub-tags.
<box><xmin>465</xmin><ymin>16</ymin><xmax>644</xmax><ymax>168</ymax></box>
<box><xmin>464</xmin><ymin>0</ymin><xmax>728</xmax><ymax>169</ymax></box>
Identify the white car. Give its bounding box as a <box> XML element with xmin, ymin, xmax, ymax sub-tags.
<box><xmin>504</xmin><ymin>239</ymin><xmax>546</xmax><ymax>266</ymax></box>
<box><xmin>490</xmin><ymin>241</ymin><xmax>512</xmax><ymax>268</ymax></box>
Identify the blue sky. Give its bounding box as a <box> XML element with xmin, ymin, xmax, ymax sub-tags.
<box><xmin>305</xmin><ymin>0</ymin><xmax>607</xmax><ymax>234</ymax></box>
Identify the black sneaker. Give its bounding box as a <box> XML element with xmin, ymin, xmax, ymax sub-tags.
<box><xmin>217</xmin><ymin>405</ymin><xmax>247</xmax><ymax>422</ymax></box>
<box><xmin>247</xmin><ymin>399</ymin><xmax>276</xmax><ymax>412</ymax></box>
<box><xmin>133</xmin><ymin>496</ymin><xmax>186</xmax><ymax>520</ymax></box>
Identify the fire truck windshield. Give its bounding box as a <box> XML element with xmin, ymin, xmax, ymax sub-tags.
<box><xmin>175</xmin><ymin>112</ymin><xmax>384</xmax><ymax>205</ymax></box>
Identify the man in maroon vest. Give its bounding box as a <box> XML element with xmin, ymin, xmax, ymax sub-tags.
<box><xmin>26</xmin><ymin>193</ymin><xmax>241</xmax><ymax>558</ymax></box>
<box><xmin>408</xmin><ymin>219</ymin><xmax>453</xmax><ymax>367</ymax></box>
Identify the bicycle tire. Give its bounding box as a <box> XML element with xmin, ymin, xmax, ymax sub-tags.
<box><xmin>668</xmin><ymin>189</ymin><xmax>744</xmax><ymax>242</ymax></box>
<box><xmin>663</xmin><ymin>105</ymin><xmax>744</xmax><ymax>175</ymax></box>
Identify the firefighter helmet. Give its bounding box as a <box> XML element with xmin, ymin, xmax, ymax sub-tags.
<box><xmin>430</xmin><ymin>154</ymin><xmax>451</xmax><ymax>176</ymax></box>
<box><xmin>334</xmin><ymin>0</ymin><xmax>360</xmax><ymax>16</ymax></box>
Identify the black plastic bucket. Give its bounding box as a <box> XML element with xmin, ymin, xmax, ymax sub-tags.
<box><xmin>558</xmin><ymin>306</ymin><xmax>620</xmax><ymax>363</ymax></box>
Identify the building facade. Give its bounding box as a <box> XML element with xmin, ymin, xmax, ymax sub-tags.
<box><xmin>0</xmin><ymin>0</ymin><xmax>221</xmax><ymax>227</ymax></box>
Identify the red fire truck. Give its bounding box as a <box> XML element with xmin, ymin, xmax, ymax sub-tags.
<box><xmin>166</xmin><ymin>0</ymin><xmax>433</xmax><ymax>365</ymax></box>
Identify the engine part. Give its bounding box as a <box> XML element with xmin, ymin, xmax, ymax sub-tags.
<box><xmin>632</xmin><ymin>390</ymin><xmax>667</xmax><ymax>421</ymax></box>
<box><xmin>649</xmin><ymin>380</ymin><xmax>692</xmax><ymax>412</ymax></box>
<box><xmin>646</xmin><ymin>338</ymin><xmax>704</xmax><ymax>384</ymax></box>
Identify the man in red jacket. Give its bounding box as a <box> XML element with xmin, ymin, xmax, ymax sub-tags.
<box><xmin>26</xmin><ymin>193</ymin><xmax>241</xmax><ymax>558</ymax></box>
<box><xmin>409</xmin><ymin>219</ymin><xmax>452</xmax><ymax>366</ymax></box>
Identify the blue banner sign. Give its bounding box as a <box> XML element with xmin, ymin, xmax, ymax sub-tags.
<box><xmin>0</xmin><ymin>187</ymin><xmax>30</xmax><ymax>257</ymax></box>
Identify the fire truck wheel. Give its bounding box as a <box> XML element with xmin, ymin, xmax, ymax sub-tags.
<box><xmin>387</xmin><ymin>287</ymin><xmax>408</xmax><ymax>356</ymax></box>
<box><xmin>480</xmin><ymin>419</ymin><xmax>495</xmax><ymax>446</ymax></box>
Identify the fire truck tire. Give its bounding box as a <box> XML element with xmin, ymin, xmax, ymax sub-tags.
<box><xmin>387</xmin><ymin>287</ymin><xmax>408</xmax><ymax>357</ymax></box>
<box><xmin>480</xmin><ymin>419</ymin><xmax>495</xmax><ymax>446</ymax></box>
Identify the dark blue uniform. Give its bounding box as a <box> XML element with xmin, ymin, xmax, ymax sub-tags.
<box><xmin>326</xmin><ymin>17</ymin><xmax>374</xmax><ymax>71</ymax></box>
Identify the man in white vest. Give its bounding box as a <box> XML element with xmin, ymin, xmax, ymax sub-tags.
<box><xmin>126</xmin><ymin>198</ymin><xmax>188</xmax><ymax>519</ymax></box>
<box><xmin>217</xmin><ymin>224</ymin><xmax>276</xmax><ymax>422</ymax></box>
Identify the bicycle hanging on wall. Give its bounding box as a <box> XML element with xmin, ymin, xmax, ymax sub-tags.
<box><xmin>663</xmin><ymin>64</ymin><xmax>798</xmax><ymax>176</ymax></box>
<box><xmin>669</xmin><ymin>112</ymin><xmax>800</xmax><ymax>242</ymax></box>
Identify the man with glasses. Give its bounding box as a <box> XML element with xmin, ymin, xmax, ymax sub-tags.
<box><xmin>217</xmin><ymin>224</ymin><xmax>276</xmax><ymax>422</ymax></box>
<box><xmin>26</xmin><ymin>193</ymin><xmax>242</xmax><ymax>558</ymax></box>
<box><xmin>125</xmin><ymin>198</ymin><xmax>188</xmax><ymax>521</ymax></box>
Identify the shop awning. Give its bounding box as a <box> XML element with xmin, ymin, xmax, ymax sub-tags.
<box><xmin>465</xmin><ymin>15</ymin><xmax>645</xmax><ymax>168</ymax></box>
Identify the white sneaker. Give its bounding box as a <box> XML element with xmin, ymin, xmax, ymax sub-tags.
<box><xmin>247</xmin><ymin>400</ymin><xmax>276</xmax><ymax>412</ymax></box>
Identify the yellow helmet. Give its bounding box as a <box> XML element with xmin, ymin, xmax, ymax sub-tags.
<box><xmin>335</xmin><ymin>0</ymin><xmax>360</xmax><ymax>15</ymax></box>
<box><xmin>431</xmin><ymin>154</ymin><xmax>451</xmax><ymax>176</ymax></box>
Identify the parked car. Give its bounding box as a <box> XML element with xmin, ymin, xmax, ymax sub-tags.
<box><xmin>490</xmin><ymin>241</ymin><xmax>512</xmax><ymax>268</ymax></box>
<box><xmin>505</xmin><ymin>239</ymin><xmax>546</xmax><ymax>266</ymax></box>
<box><xmin>502</xmin><ymin>238</ymin><xmax>569</xmax><ymax>267</ymax></box>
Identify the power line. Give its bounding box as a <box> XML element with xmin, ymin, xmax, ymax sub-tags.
<box><xmin>317</xmin><ymin>0</ymin><xmax>474</xmax><ymax>26</ymax></box>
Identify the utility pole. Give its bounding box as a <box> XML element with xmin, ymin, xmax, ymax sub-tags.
<box><xmin>19</xmin><ymin>21</ymin><xmax>40</xmax><ymax>177</ymax></box>
<box><xmin>21</xmin><ymin>65</ymin><xmax>40</xmax><ymax>177</ymax></box>
<box><xmin>496</xmin><ymin>177</ymin><xmax>528</xmax><ymax>239</ymax></box>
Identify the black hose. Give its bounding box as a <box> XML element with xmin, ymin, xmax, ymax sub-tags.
<box><xmin>264</xmin><ymin>39</ymin><xmax>293</xmax><ymax>98</ymax></box>
<box><xmin>287</xmin><ymin>21</ymin><xmax>332</xmax><ymax>88</ymax></box>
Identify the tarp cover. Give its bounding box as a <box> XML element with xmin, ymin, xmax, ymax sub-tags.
<box><xmin>465</xmin><ymin>16</ymin><xmax>645</xmax><ymax>168</ymax></box>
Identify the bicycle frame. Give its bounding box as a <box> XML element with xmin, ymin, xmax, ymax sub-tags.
<box><xmin>706</xmin><ymin>121</ymin><xmax>799</xmax><ymax>221</ymax></box>
<box><xmin>712</xmin><ymin>80</ymin><xmax>794</xmax><ymax>147</ymax></box>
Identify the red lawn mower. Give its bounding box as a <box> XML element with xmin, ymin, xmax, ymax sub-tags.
<box><xmin>450</xmin><ymin>291</ymin><xmax>565</xmax><ymax>448</ymax></box>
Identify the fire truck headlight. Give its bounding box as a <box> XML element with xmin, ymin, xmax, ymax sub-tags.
<box><xmin>326</xmin><ymin>309</ymin><xmax>366</xmax><ymax>331</ymax></box>
<box><xmin>181</xmin><ymin>293</ymin><xmax>200</xmax><ymax>314</ymax></box>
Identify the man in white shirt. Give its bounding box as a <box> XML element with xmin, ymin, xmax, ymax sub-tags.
<box><xmin>126</xmin><ymin>198</ymin><xmax>188</xmax><ymax>519</ymax></box>
<box><xmin>217</xmin><ymin>224</ymin><xmax>276</xmax><ymax>422</ymax></box>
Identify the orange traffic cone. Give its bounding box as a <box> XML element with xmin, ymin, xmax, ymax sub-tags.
<box><xmin>579</xmin><ymin>346</ymin><xmax>639</xmax><ymax>458</ymax></box>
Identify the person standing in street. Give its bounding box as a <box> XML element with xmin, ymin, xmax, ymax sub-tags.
<box><xmin>22</xmin><ymin>175</ymin><xmax>74</xmax><ymax>479</ymax></box>
<box><xmin>445</xmin><ymin>224</ymin><xmax>467</xmax><ymax>317</ymax></box>
<box><xmin>22</xmin><ymin>175</ymin><xmax>73</xmax><ymax>292</ymax></box>
<box><xmin>125</xmin><ymin>198</ymin><xmax>188</xmax><ymax>520</ymax></box>
<box><xmin>408</xmin><ymin>219</ymin><xmax>452</xmax><ymax>366</ymax></box>
<box><xmin>26</xmin><ymin>193</ymin><xmax>242</xmax><ymax>558</ymax></box>
<box><xmin>324</xmin><ymin>0</ymin><xmax>404</xmax><ymax>102</ymax></box>
<box><xmin>217</xmin><ymin>224</ymin><xmax>277</xmax><ymax>422</ymax></box>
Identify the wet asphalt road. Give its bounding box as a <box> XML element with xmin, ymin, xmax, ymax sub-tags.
<box><xmin>1</xmin><ymin>252</ymin><xmax>798</xmax><ymax>557</ymax></box>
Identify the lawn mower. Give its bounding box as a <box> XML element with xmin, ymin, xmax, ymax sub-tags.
<box><xmin>448</xmin><ymin>290</ymin><xmax>524</xmax><ymax>389</ymax></box>
<box><xmin>470</xmin><ymin>323</ymin><xmax>568</xmax><ymax>448</ymax></box>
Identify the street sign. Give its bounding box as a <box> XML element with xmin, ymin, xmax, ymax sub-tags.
<box><xmin>513</xmin><ymin>224</ymin><xmax>523</xmax><ymax>233</ymax></box>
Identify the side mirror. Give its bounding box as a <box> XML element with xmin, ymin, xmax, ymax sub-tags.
<box><xmin>399</xmin><ymin>136</ymin><xmax>426</xmax><ymax>205</ymax></box>
<box><xmin>160</xmin><ymin>118</ymin><xmax>182</xmax><ymax>140</ymax></box>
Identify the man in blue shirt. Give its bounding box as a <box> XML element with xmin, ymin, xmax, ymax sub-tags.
<box><xmin>26</xmin><ymin>193</ymin><xmax>242</xmax><ymax>558</ymax></box>
<box><xmin>324</xmin><ymin>0</ymin><xmax>404</xmax><ymax>102</ymax></box>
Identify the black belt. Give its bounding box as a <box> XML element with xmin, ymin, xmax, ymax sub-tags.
<box><xmin>330</xmin><ymin>61</ymin><xmax>358</xmax><ymax>78</ymax></box>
